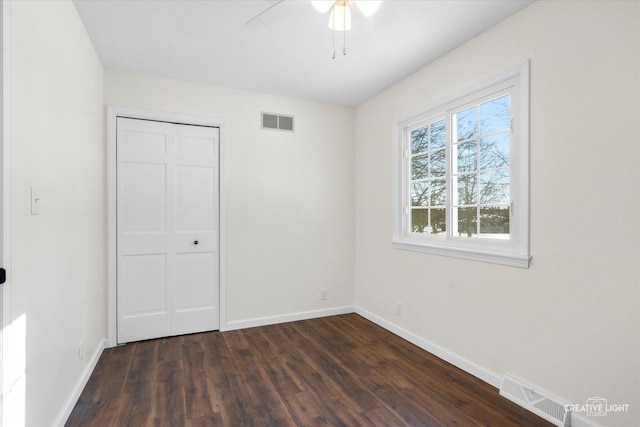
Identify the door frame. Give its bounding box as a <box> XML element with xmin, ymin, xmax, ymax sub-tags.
<box><xmin>107</xmin><ymin>106</ymin><xmax>227</xmax><ymax>347</ymax></box>
<box><xmin>0</xmin><ymin>1</ymin><xmax>12</xmax><ymax>424</ymax></box>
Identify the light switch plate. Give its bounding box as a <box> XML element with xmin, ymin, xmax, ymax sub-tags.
<box><xmin>31</xmin><ymin>187</ymin><xmax>40</xmax><ymax>215</ymax></box>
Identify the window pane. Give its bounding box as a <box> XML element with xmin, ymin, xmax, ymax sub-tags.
<box><xmin>480</xmin><ymin>206</ymin><xmax>509</xmax><ymax>238</ymax></box>
<box><xmin>411</xmin><ymin>154</ymin><xmax>428</xmax><ymax>180</ymax></box>
<box><xmin>480</xmin><ymin>134</ymin><xmax>509</xmax><ymax>169</ymax></box>
<box><xmin>430</xmin><ymin>149</ymin><xmax>446</xmax><ymax>178</ymax></box>
<box><xmin>457</xmin><ymin>207</ymin><xmax>477</xmax><ymax>237</ymax></box>
<box><xmin>411</xmin><ymin>181</ymin><xmax>429</xmax><ymax>206</ymax></box>
<box><xmin>410</xmin><ymin>126</ymin><xmax>429</xmax><ymax>154</ymax></box>
<box><xmin>457</xmin><ymin>174</ymin><xmax>477</xmax><ymax>205</ymax></box>
<box><xmin>411</xmin><ymin>209</ymin><xmax>429</xmax><ymax>233</ymax></box>
<box><xmin>431</xmin><ymin>179</ymin><xmax>446</xmax><ymax>206</ymax></box>
<box><xmin>431</xmin><ymin>208</ymin><xmax>446</xmax><ymax>234</ymax></box>
<box><xmin>457</xmin><ymin>141</ymin><xmax>477</xmax><ymax>172</ymax></box>
<box><xmin>480</xmin><ymin>170</ymin><xmax>509</xmax><ymax>204</ymax></box>
<box><xmin>480</xmin><ymin>95</ymin><xmax>510</xmax><ymax>135</ymax></box>
<box><xmin>411</xmin><ymin>208</ymin><xmax>446</xmax><ymax>235</ymax></box>
<box><xmin>430</xmin><ymin>119</ymin><xmax>446</xmax><ymax>149</ymax></box>
<box><xmin>456</xmin><ymin>106</ymin><xmax>477</xmax><ymax>141</ymax></box>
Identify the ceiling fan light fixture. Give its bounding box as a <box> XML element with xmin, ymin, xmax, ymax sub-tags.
<box><xmin>311</xmin><ymin>0</ymin><xmax>335</xmax><ymax>14</ymax></box>
<box><xmin>328</xmin><ymin>4</ymin><xmax>351</xmax><ymax>31</ymax></box>
<box><xmin>355</xmin><ymin>0</ymin><xmax>382</xmax><ymax>17</ymax></box>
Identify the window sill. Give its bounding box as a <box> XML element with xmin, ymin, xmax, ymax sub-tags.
<box><xmin>392</xmin><ymin>240</ymin><xmax>531</xmax><ymax>268</ymax></box>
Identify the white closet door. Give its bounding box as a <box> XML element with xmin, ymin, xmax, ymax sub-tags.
<box><xmin>117</xmin><ymin>117</ymin><xmax>219</xmax><ymax>343</ymax></box>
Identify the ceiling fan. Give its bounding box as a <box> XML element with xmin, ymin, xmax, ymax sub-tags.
<box><xmin>309</xmin><ymin>0</ymin><xmax>382</xmax><ymax>30</ymax></box>
<box><xmin>245</xmin><ymin>0</ymin><xmax>382</xmax><ymax>58</ymax></box>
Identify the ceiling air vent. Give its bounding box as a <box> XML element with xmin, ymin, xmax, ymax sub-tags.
<box><xmin>261</xmin><ymin>112</ymin><xmax>294</xmax><ymax>132</ymax></box>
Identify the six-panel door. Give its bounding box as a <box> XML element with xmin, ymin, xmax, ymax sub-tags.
<box><xmin>116</xmin><ymin>117</ymin><xmax>220</xmax><ymax>343</ymax></box>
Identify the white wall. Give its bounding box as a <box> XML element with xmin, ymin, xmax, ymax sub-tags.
<box><xmin>10</xmin><ymin>1</ymin><xmax>105</xmax><ymax>426</ymax></box>
<box><xmin>354</xmin><ymin>1</ymin><xmax>639</xmax><ymax>426</ymax></box>
<box><xmin>105</xmin><ymin>70</ymin><xmax>356</xmax><ymax>327</ymax></box>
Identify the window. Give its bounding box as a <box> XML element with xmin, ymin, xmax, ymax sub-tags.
<box><xmin>393</xmin><ymin>62</ymin><xmax>530</xmax><ymax>268</ymax></box>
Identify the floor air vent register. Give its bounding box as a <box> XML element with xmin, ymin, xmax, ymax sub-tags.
<box><xmin>499</xmin><ymin>375</ymin><xmax>571</xmax><ymax>426</ymax></box>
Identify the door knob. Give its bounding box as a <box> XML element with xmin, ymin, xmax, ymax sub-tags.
<box><xmin>194</xmin><ymin>240</ymin><xmax>199</xmax><ymax>245</ymax></box>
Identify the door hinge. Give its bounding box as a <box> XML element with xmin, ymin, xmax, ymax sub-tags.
<box><xmin>0</xmin><ymin>268</ymin><xmax>6</xmax><ymax>284</ymax></box>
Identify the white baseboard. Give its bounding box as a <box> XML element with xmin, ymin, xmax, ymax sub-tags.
<box><xmin>570</xmin><ymin>413</ymin><xmax>603</xmax><ymax>427</ymax></box>
<box><xmin>355</xmin><ymin>306</ymin><xmax>502</xmax><ymax>388</ymax></box>
<box><xmin>53</xmin><ymin>338</ymin><xmax>106</xmax><ymax>427</ymax></box>
<box><xmin>222</xmin><ymin>305</ymin><xmax>355</xmax><ymax>331</ymax></box>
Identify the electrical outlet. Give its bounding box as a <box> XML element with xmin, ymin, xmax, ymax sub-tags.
<box><xmin>396</xmin><ymin>301</ymin><xmax>402</xmax><ymax>316</ymax></box>
<box><xmin>78</xmin><ymin>341</ymin><xmax>84</xmax><ymax>363</ymax></box>
<box><xmin>320</xmin><ymin>288</ymin><xmax>327</xmax><ymax>300</ymax></box>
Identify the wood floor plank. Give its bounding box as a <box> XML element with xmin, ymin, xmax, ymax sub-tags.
<box><xmin>64</xmin><ymin>374</ymin><xmax>121</xmax><ymax>427</ymax></box>
<box><xmin>361</xmin><ymin>406</ymin><xmax>409</xmax><ymax>427</ymax></box>
<box><xmin>288</xmin><ymin>323</ymin><xmax>379</xmax><ymax>413</ymax></box>
<box><xmin>358</xmin><ymin>373</ymin><xmax>451</xmax><ymax>426</ymax></box>
<box><xmin>256</xmin><ymin>327</ymin><xmax>308</xmax><ymax>396</ymax></box>
<box><xmin>65</xmin><ymin>344</ymin><xmax>135</xmax><ymax>427</ymax></box>
<box><xmin>222</xmin><ymin>328</ymin><xmax>250</xmax><ymax>351</ymax></box>
<box><xmin>212</xmin><ymin>340</ymin><xmax>255</xmax><ymax>425</ymax></box>
<box><xmin>112</xmin><ymin>382</ymin><xmax>155</xmax><ymax>426</ymax></box>
<box><xmin>230</xmin><ymin>347</ymin><xmax>297</xmax><ymax>426</ymax></box>
<box><xmin>123</xmin><ymin>341</ymin><xmax>159</xmax><ymax>394</ymax></box>
<box><xmin>370</xmin><ymin>362</ymin><xmax>485</xmax><ymax>426</ymax></box>
<box><xmin>283</xmin><ymin>392</ymin><xmax>332</xmax><ymax>426</ymax></box>
<box><xmin>184</xmin><ymin>365</ymin><xmax>216</xmax><ymax>421</ymax></box>
<box><xmin>66</xmin><ymin>314</ymin><xmax>553</xmax><ymax>427</ymax></box>
<box><xmin>155</xmin><ymin>372</ymin><xmax>187</xmax><ymax>425</ymax></box>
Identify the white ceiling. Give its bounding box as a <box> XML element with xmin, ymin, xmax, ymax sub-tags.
<box><xmin>73</xmin><ymin>0</ymin><xmax>533</xmax><ymax>106</ymax></box>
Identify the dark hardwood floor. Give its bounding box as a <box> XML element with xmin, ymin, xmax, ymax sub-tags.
<box><xmin>66</xmin><ymin>314</ymin><xmax>551</xmax><ymax>426</ymax></box>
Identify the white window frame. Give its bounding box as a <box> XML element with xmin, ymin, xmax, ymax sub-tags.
<box><xmin>393</xmin><ymin>61</ymin><xmax>530</xmax><ymax>268</ymax></box>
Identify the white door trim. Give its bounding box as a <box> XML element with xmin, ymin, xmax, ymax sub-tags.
<box><xmin>107</xmin><ymin>106</ymin><xmax>227</xmax><ymax>347</ymax></box>
<box><xmin>1</xmin><ymin>1</ymin><xmax>12</xmax><ymax>424</ymax></box>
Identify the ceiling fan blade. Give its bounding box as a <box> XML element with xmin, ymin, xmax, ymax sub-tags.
<box><xmin>245</xmin><ymin>0</ymin><xmax>285</xmax><ymax>26</ymax></box>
